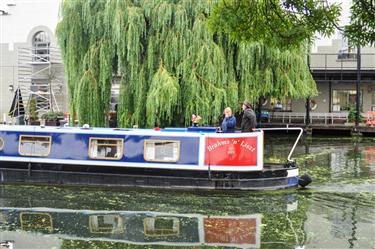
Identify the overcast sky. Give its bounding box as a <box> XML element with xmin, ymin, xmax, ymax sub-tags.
<box><xmin>313</xmin><ymin>0</ymin><xmax>352</xmax><ymax>50</ymax></box>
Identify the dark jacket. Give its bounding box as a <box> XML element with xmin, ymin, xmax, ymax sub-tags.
<box><xmin>221</xmin><ymin>116</ymin><xmax>236</xmax><ymax>133</ymax></box>
<box><xmin>241</xmin><ymin>108</ymin><xmax>257</xmax><ymax>132</ymax></box>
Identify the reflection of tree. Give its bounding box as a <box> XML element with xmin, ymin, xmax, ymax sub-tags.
<box><xmin>260</xmin><ymin>193</ymin><xmax>311</xmax><ymax>249</ymax></box>
<box><xmin>308</xmin><ymin>192</ymin><xmax>372</xmax><ymax>249</ymax></box>
<box><xmin>61</xmin><ymin>240</ymin><xmax>231</xmax><ymax>249</ymax></box>
<box><xmin>345</xmin><ymin>142</ymin><xmax>362</xmax><ymax>177</ymax></box>
<box><xmin>348</xmin><ymin>205</ymin><xmax>358</xmax><ymax>249</ymax></box>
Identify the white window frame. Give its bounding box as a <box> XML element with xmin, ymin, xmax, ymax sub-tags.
<box><xmin>89</xmin><ymin>215</ymin><xmax>125</xmax><ymax>234</ymax></box>
<box><xmin>18</xmin><ymin>135</ymin><xmax>52</xmax><ymax>157</ymax></box>
<box><xmin>144</xmin><ymin>140</ymin><xmax>180</xmax><ymax>162</ymax></box>
<box><xmin>0</xmin><ymin>137</ymin><xmax>4</xmax><ymax>151</ymax></box>
<box><xmin>143</xmin><ymin>217</ymin><xmax>180</xmax><ymax>237</ymax></box>
<box><xmin>88</xmin><ymin>137</ymin><xmax>124</xmax><ymax>160</ymax></box>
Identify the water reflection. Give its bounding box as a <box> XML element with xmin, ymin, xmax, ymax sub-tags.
<box><xmin>1</xmin><ymin>208</ymin><xmax>262</xmax><ymax>248</ymax></box>
<box><xmin>0</xmin><ymin>189</ymin><xmax>305</xmax><ymax>249</ymax></box>
<box><xmin>0</xmin><ymin>137</ymin><xmax>374</xmax><ymax>249</ymax></box>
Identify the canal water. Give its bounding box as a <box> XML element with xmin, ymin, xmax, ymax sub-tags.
<box><xmin>0</xmin><ymin>136</ymin><xmax>374</xmax><ymax>249</ymax></box>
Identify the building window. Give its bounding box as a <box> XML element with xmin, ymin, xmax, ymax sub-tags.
<box><xmin>32</xmin><ymin>31</ymin><xmax>50</xmax><ymax>62</ymax></box>
<box><xmin>89</xmin><ymin>215</ymin><xmax>125</xmax><ymax>234</ymax></box>
<box><xmin>144</xmin><ymin>140</ymin><xmax>180</xmax><ymax>162</ymax></box>
<box><xmin>144</xmin><ymin>217</ymin><xmax>180</xmax><ymax>237</ymax></box>
<box><xmin>332</xmin><ymin>90</ymin><xmax>362</xmax><ymax>112</ymax></box>
<box><xmin>0</xmin><ymin>137</ymin><xmax>4</xmax><ymax>150</ymax></box>
<box><xmin>89</xmin><ymin>138</ymin><xmax>124</xmax><ymax>160</ymax></box>
<box><xmin>19</xmin><ymin>135</ymin><xmax>52</xmax><ymax>156</ymax></box>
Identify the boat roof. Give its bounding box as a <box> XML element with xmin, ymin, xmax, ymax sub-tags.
<box><xmin>0</xmin><ymin>125</ymin><xmax>259</xmax><ymax>136</ymax></box>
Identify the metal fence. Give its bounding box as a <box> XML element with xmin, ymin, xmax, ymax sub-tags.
<box><xmin>310</xmin><ymin>53</ymin><xmax>375</xmax><ymax>70</ymax></box>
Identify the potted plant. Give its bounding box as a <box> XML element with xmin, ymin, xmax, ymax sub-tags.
<box><xmin>41</xmin><ymin>111</ymin><xmax>64</xmax><ymax>126</ymax></box>
<box><xmin>28</xmin><ymin>98</ymin><xmax>40</xmax><ymax>125</ymax></box>
<box><xmin>347</xmin><ymin>106</ymin><xmax>363</xmax><ymax>125</ymax></box>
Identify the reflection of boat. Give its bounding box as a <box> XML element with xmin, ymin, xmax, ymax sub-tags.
<box><xmin>0</xmin><ymin>125</ymin><xmax>308</xmax><ymax>190</ymax></box>
<box><xmin>0</xmin><ymin>207</ymin><xmax>261</xmax><ymax>248</ymax></box>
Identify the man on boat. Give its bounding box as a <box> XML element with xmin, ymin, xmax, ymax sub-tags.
<box><xmin>221</xmin><ymin>107</ymin><xmax>236</xmax><ymax>133</ymax></box>
<box><xmin>241</xmin><ymin>101</ymin><xmax>257</xmax><ymax>132</ymax></box>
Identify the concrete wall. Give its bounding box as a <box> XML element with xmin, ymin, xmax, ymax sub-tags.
<box><xmin>0</xmin><ymin>0</ymin><xmax>60</xmax><ymax>45</ymax></box>
<box><xmin>310</xmin><ymin>39</ymin><xmax>375</xmax><ymax>70</ymax></box>
<box><xmin>0</xmin><ymin>44</ymin><xmax>18</xmax><ymax>122</ymax></box>
<box><xmin>292</xmin><ymin>83</ymin><xmax>329</xmax><ymax>113</ymax></box>
<box><xmin>0</xmin><ymin>0</ymin><xmax>65</xmax><ymax>123</ymax></box>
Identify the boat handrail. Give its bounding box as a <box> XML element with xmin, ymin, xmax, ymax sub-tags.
<box><xmin>258</xmin><ymin>127</ymin><xmax>304</xmax><ymax>162</ymax></box>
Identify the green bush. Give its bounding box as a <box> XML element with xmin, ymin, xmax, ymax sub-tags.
<box><xmin>348</xmin><ymin>106</ymin><xmax>363</xmax><ymax>123</ymax></box>
<box><xmin>28</xmin><ymin>98</ymin><xmax>38</xmax><ymax>121</ymax></box>
<box><xmin>41</xmin><ymin>111</ymin><xmax>64</xmax><ymax>122</ymax></box>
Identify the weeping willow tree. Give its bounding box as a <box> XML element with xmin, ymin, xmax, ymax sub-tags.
<box><xmin>57</xmin><ymin>0</ymin><xmax>317</xmax><ymax>128</ymax></box>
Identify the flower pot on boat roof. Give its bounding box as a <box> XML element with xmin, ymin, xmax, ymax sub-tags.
<box><xmin>41</xmin><ymin>111</ymin><xmax>64</xmax><ymax>126</ymax></box>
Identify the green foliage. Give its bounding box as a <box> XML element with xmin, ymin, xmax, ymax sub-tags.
<box><xmin>208</xmin><ymin>0</ymin><xmax>341</xmax><ymax>48</ymax></box>
<box><xmin>344</xmin><ymin>0</ymin><xmax>375</xmax><ymax>46</ymax></box>
<box><xmin>237</xmin><ymin>43</ymin><xmax>317</xmax><ymax>102</ymax></box>
<box><xmin>41</xmin><ymin>111</ymin><xmax>64</xmax><ymax>122</ymax></box>
<box><xmin>348</xmin><ymin>105</ymin><xmax>364</xmax><ymax>123</ymax></box>
<box><xmin>146</xmin><ymin>63</ymin><xmax>180</xmax><ymax>127</ymax></box>
<box><xmin>57</xmin><ymin>0</ymin><xmax>317</xmax><ymax>128</ymax></box>
<box><xmin>28</xmin><ymin>98</ymin><xmax>38</xmax><ymax>121</ymax></box>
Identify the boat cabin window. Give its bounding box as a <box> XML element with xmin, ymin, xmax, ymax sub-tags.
<box><xmin>19</xmin><ymin>135</ymin><xmax>52</xmax><ymax>156</ymax></box>
<box><xmin>144</xmin><ymin>140</ymin><xmax>180</xmax><ymax>162</ymax></box>
<box><xmin>89</xmin><ymin>215</ymin><xmax>125</xmax><ymax>234</ymax></box>
<box><xmin>144</xmin><ymin>217</ymin><xmax>180</xmax><ymax>237</ymax></box>
<box><xmin>0</xmin><ymin>137</ymin><xmax>4</xmax><ymax>150</ymax></box>
<box><xmin>89</xmin><ymin>138</ymin><xmax>124</xmax><ymax>160</ymax></box>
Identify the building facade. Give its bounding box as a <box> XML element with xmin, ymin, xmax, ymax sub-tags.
<box><xmin>0</xmin><ymin>0</ymin><xmax>67</xmax><ymax>124</ymax></box>
<box><xmin>278</xmin><ymin>39</ymin><xmax>375</xmax><ymax>114</ymax></box>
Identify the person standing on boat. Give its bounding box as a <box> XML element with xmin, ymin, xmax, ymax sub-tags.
<box><xmin>221</xmin><ymin>107</ymin><xmax>236</xmax><ymax>133</ymax></box>
<box><xmin>241</xmin><ymin>101</ymin><xmax>257</xmax><ymax>132</ymax></box>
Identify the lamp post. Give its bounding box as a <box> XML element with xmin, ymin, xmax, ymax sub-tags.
<box><xmin>306</xmin><ymin>53</ymin><xmax>311</xmax><ymax>126</ymax></box>
<box><xmin>355</xmin><ymin>46</ymin><xmax>361</xmax><ymax>128</ymax></box>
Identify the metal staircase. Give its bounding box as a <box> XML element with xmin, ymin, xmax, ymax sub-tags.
<box><xmin>17</xmin><ymin>46</ymin><xmax>65</xmax><ymax>117</ymax></box>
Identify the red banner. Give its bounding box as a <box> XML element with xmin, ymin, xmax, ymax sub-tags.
<box><xmin>204</xmin><ymin>217</ymin><xmax>257</xmax><ymax>244</ymax></box>
<box><xmin>205</xmin><ymin>137</ymin><xmax>258</xmax><ymax>166</ymax></box>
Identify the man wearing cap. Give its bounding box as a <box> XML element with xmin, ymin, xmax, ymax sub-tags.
<box><xmin>241</xmin><ymin>101</ymin><xmax>257</xmax><ymax>132</ymax></box>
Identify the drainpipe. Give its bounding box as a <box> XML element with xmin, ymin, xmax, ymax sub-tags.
<box><xmin>355</xmin><ymin>46</ymin><xmax>361</xmax><ymax>128</ymax></box>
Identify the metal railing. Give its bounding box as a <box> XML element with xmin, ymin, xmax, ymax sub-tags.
<box><xmin>259</xmin><ymin>127</ymin><xmax>304</xmax><ymax>162</ymax></box>
<box><xmin>310</xmin><ymin>53</ymin><xmax>375</xmax><ymax>70</ymax></box>
<box><xmin>269</xmin><ymin>112</ymin><xmax>349</xmax><ymax>124</ymax></box>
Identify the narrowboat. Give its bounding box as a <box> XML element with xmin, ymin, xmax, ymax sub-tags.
<box><xmin>0</xmin><ymin>125</ymin><xmax>310</xmax><ymax>190</ymax></box>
